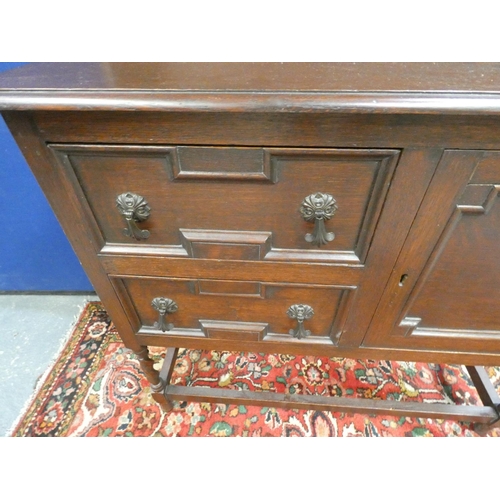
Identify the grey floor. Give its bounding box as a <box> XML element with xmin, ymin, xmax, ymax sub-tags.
<box><xmin>0</xmin><ymin>294</ymin><xmax>98</xmax><ymax>436</ymax></box>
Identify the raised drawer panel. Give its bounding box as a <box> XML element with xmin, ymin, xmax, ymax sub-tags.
<box><xmin>175</xmin><ymin>146</ymin><xmax>266</xmax><ymax>179</ymax></box>
<box><xmin>113</xmin><ymin>276</ymin><xmax>357</xmax><ymax>346</ymax></box>
<box><xmin>50</xmin><ymin>144</ymin><xmax>399</xmax><ymax>265</ymax></box>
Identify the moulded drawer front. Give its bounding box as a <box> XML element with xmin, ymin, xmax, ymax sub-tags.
<box><xmin>112</xmin><ymin>276</ymin><xmax>357</xmax><ymax>347</ymax></box>
<box><xmin>50</xmin><ymin>144</ymin><xmax>400</xmax><ymax>265</ymax></box>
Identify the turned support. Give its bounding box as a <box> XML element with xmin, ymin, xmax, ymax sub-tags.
<box><xmin>134</xmin><ymin>346</ymin><xmax>179</xmax><ymax>412</ymax></box>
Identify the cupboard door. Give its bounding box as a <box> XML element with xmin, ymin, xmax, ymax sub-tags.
<box><xmin>362</xmin><ymin>150</ymin><xmax>500</xmax><ymax>354</ymax></box>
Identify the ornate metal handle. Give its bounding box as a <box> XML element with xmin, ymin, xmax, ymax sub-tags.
<box><xmin>287</xmin><ymin>304</ymin><xmax>314</xmax><ymax>339</ymax></box>
<box><xmin>151</xmin><ymin>297</ymin><xmax>178</xmax><ymax>332</ymax></box>
<box><xmin>116</xmin><ymin>192</ymin><xmax>151</xmax><ymax>240</ymax></box>
<box><xmin>300</xmin><ymin>192</ymin><xmax>338</xmax><ymax>247</ymax></box>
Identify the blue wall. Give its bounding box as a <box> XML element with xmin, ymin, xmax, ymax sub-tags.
<box><xmin>0</xmin><ymin>62</ymin><xmax>93</xmax><ymax>291</ymax></box>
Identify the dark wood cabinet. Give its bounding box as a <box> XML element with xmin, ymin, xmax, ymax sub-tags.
<box><xmin>1</xmin><ymin>63</ymin><xmax>499</xmax><ymax>425</ymax></box>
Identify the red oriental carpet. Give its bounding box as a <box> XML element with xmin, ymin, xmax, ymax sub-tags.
<box><xmin>10</xmin><ymin>302</ymin><xmax>500</xmax><ymax>437</ymax></box>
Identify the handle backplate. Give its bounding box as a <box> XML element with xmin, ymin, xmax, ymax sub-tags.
<box><xmin>287</xmin><ymin>304</ymin><xmax>314</xmax><ymax>339</ymax></box>
<box><xmin>300</xmin><ymin>192</ymin><xmax>337</xmax><ymax>247</ymax></box>
<box><xmin>116</xmin><ymin>192</ymin><xmax>151</xmax><ymax>240</ymax></box>
<box><xmin>151</xmin><ymin>297</ymin><xmax>178</xmax><ymax>332</ymax></box>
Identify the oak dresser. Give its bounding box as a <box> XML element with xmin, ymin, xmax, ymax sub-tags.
<box><xmin>1</xmin><ymin>62</ymin><xmax>500</xmax><ymax>427</ymax></box>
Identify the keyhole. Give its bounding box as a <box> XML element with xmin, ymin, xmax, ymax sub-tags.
<box><xmin>399</xmin><ymin>274</ymin><xmax>409</xmax><ymax>286</ymax></box>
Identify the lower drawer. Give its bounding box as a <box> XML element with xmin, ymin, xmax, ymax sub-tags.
<box><xmin>111</xmin><ymin>276</ymin><xmax>357</xmax><ymax>347</ymax></box>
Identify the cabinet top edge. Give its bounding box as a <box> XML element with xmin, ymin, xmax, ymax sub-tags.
<box><xmin>2</xmin><ymin>63</ymin><xmax>500</xmax><ymax>114</ymax></box>
<box><xmin>3</xmin><ymin>90</ymin><xmax>500</xmax><ymax>115</ymax></box>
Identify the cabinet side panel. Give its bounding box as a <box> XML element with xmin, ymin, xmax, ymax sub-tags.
<box><xmin>1</xmin><ymin>111</ymin><xmax>142</xmax><ymax>350</ymax></box>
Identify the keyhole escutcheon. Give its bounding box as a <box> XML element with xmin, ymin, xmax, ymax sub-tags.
<box><xmin>399</xmin><ymin>274</ymin><xmax>409</xmax><ymax>286</ymax></box>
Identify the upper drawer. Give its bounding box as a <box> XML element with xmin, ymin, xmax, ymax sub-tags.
<box><xmin>50</xmin><ymin>144</ymin><xmax>400</xmax><ymax>265</ymax></box>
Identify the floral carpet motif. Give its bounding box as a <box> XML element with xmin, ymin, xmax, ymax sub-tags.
<box><xmin>11</xmin><ymin>302</ymin><xmax>500</xmax><ymax>437</ymax></box>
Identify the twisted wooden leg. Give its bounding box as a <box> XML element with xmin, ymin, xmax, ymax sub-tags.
<box><xmin>134</xmin><ymin>346</ymin><xmax>173</xmax><ymax>412</ymax></box>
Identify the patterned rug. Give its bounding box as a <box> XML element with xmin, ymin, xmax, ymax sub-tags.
<box><xmin>11</xmin><ymin>302</ymin><xmax>500</xmax><ymax>437</ymax></box>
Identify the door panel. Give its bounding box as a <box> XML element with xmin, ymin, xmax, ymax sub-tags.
<box><xmin>363</xmin><ymin>150</ymin><xmax>500</xmax><ymax>354</ymax></box>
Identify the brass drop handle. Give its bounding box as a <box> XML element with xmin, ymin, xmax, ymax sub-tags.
<box><xmin>151</xmin><ymin>297</ymin><xmax>178</xmax><ymax>332</ymax></box>
<box><xmin>116</xmin><ymin>192</ymin><xmax>151</xmax><ymax>240</ymax></box>
<box><xmin>300</xmin><ymin>192</ymin><xmax>338</xmax><ymax>247</ymax></box>
<box><xmin>287</xmin><ymin>304</ymin><xmax>314</xmax><ymax>339</ymax></box>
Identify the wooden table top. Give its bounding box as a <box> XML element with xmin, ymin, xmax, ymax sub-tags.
<box><xmin>1</xmin><ymin>62</ymin><xmax>500</xmax><ymax>114</ymax></box>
